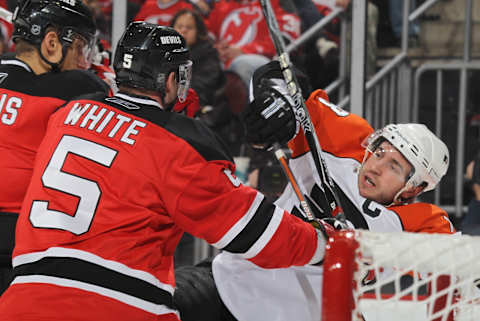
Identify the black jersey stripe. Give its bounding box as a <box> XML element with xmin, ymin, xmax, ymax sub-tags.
<box><xmin>13</xmin><ymin>257</ymin><xmax>174</xmax><ymax>308</ymax></box>
<box><xmin>222</xmin><ymin>199</ymin><xmax>276</xmax><ymax>253</ymax></box>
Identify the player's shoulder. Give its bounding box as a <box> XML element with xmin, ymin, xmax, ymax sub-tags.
<box><xmin>96</xmin><ymin>93</ymin><xmax>233</xmax><ymax>163</ymax></box>
<box><xmin>392</xmin><ymin>202</ymin><xmax>446</xmax><ymax>214</ymax></box>
<box><xmin>0</xmin><ymin>56</ymin><xmax>36</xmax><ymax>89</ymax></box>
<box><xmin>164</xmin><ymin>112</ymin><xmax>234</xmax><ymax>162</ymax></box>
<box><xmin>37</xmin><ymin>70</ymin><xmax>109</xmax><ymax>100</ymax></box>
<box><xmin>390</xmin><ymin>202</ymin><xmax>454</xmax><ymax>232</ymax></box>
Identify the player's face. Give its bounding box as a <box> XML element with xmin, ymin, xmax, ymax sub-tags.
<box><xmin>164</xmin><ymin>71</ymin><xmax>179</xmax><ymax>105</ymax></box>
<box><xmin>62</xmin><ymin>35</ymin><xmax>94</xmax><ymax>71</ymax></box>
<box><xmin>172</xmin><ymin>13</ymin><xmax>197</xmax><ymax>47</ymax></box>
<box><xmin>358</xmin><ymin>141</ymin><xmax>412</xmax><ymax>205</ymax></box>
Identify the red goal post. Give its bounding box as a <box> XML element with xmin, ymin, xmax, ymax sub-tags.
<box><xmin>321</xmin><ymin>230</ymin><xmax>480</xmax><ymax>321</ymax></box>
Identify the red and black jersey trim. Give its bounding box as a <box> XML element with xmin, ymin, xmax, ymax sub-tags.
<box><xmin>222</xmin><ymin>199</ymin><xmax>275</xmax><ymax>253</ymax></box>
<box><xmin>13</xmin><ymin>257</ymin><xmax>175</xmax><ymax>309</ymax></box>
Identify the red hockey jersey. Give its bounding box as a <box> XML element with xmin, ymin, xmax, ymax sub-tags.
<box><xmin>0</xmin><ymin>92</ymin><xmax>322</xmax><ymax>320</ymax></box>
<box><xmin>134</xmin><ymin>0</ymin><xmax>194</xmax><ymax>26</ymax></box>
<box><xmin>0</xmin><ymin>58</ymin><xmax>108</xmax><ymax>214</ymax></box>
<box><xmin>207</xmin><ymin>0</ymin><xmax>301</xmax><ymax>59</ymax></box>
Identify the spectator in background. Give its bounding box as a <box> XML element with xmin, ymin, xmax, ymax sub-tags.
<box><xmin>292</xmin><ymin>0</ymin><xmax>345</xmax><ymax>89</ymax></box>
<box><xmin>207</xmin><ymin>0</ymin><xmax>301</xmax><ymax>87</ymax></box>
<box><xmin>170</xmin><ymin>8</ymin><xmax>244</xmax><ymax>158</ymax></box>
<box><xmin>293</xmin><ymin>0</ymin><xmax>378</xmax><ymax>87</ymax></box>
<box><xmin>463</xmin><ymin>155</ymin><xmax>480</xmax><ymax>235</ymax></box>
<box><xmin>171</xmin><ymin>9</ymin><xmax>225</xmax><ymax>110</ymax></box>
<box><xmin>389</xmin><ymin>0</ymin><xmax>419</xmax><ymax>46</ymax></box>
<box><xmin>135</xmin><ymin>0</ymin><xmax>209</xmax><ymax>26</ymax></box>
<box><xmin>0</xmin><ymin>0</ymin><xmax>12</xmax><ymax>53</ymax></box>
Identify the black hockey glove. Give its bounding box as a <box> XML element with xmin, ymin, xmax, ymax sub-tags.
<box><xmin>243</xmin><ymin>85</ymin><xmax>298</xmax><ymax>150</ymax></box>
<box><xmin>242</xmin><ymin>60</ymin><xmax>299</xmax><ymax>150</ymax></box>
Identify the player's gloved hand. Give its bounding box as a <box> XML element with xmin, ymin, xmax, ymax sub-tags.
<box><xmin>242</xmin><ymin>60</ymin><xmax>298</xmax><ymax>150</ymax></box>
<box><xmin>307</xmin><ymin>218</ymin><xmax>337</xmax><ymax>265</ymax></box>
<box><xmin>243</xmin><ymin>86</ymin><xmax>298</xmax><ymax>150</ymax></box>
<box><xmin>173</xmin><ymin>88</ymin><xmax>200</xmax><ymax>118</ymax></box>
<box><xmin>309</xmin><ymin>218</ymin><xmax>336</xmax><ymax>239</ymax></box>
<box><xmin>321</xmin><ymin>216</ymin><xmax>350</xmax><ymax>231</ymax></box>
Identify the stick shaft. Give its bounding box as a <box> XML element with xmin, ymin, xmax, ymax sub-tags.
<box><xmin>259</xmin><ymin>0</ymin><xmax>345</xmax><ymax>220</ymax></box>
<box><xmin>274</xmin><ymin>147</ymin><xmax>314</xmax><ymax>221</ymax></box>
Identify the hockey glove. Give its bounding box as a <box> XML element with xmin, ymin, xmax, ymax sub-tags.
<box><xmin>308</xmin><ymin>218</ymin><xmax>336</xmax><ymax>265</ymax></box>
<box><xmin>243</xmin><ymin>84</ymin><xmax>298</xmax><ymax>150</ymax></box>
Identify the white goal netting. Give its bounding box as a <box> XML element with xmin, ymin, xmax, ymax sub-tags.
<box><xmin>322</xmin><ymin>230</ymin><xmax>480</xmax><ymax>321</ymax></box>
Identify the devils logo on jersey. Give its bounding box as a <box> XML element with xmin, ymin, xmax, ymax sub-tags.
<box><xmin>220</xmin><ymin>7</ymin><xmax>263</xmax><ymax>46</ymax></box>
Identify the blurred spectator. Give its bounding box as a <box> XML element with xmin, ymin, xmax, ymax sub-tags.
<box><xmin>293</xmin><ymin>0</ymin><xmax>378</xmax><ymax>88</ymax></box>
<box><xmin>171</xmin><ymin>9</ymin><xmax>225</xmax><ymax>108</ymax></box>
<box><xmin>170</xmin><ymin>8</ymin><xmax>245</xmax><ymax>156</ymax></box>
<box><xmin>372</xmin><ymin>0</ymin><xmax>419</xmax><ymax>48</ymax></box>
<box><xmin>207</xmin><ymin>0</ymin><xmax>301</xmax><ymax>86</ymax></box>
<box><xmin>463</xmin><ymin>156</ymin><xmax>480</xmax><ymax>235</ymax></box>
<box><xmin>82</xmin><ymin>0</ymin><xmax>111</xmax><ymax>42</ymax></box>
<box><xmin>0</xmin><ymin>0</ymin><xmax>12</xmax><ymax>53</ymax></box>
<box><xmin>166</xmin><ymin>5</ymin><xmax>254</xmax><ymax>158</ymax></box>
<box><xmin>292</xmin><ymin>0</ymin><xmax>344</xmax><ymax>89</ymax></box>
<box><xmin>135</xmin><ymin>0</ymin><xmax>210</xmax><ymax>26</ymax></box>
<box><xmin>389</xmin><ymin>0</ymin><xmax>419</xmax><ymax>46</ymax></box>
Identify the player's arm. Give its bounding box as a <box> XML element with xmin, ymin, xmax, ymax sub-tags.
<box><xmin>167</xmin><ymin>156</ymin><xmax>334</xmax><ymax>268</ymax></box>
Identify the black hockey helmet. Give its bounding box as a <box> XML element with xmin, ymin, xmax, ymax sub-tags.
<box><xmin>114</xmin><ymin>21</ymin><xmax>192</xmax><ymax>102</ymax></box>
<box><xmin>12</xmin><ymin>0</ymin><xmax>97</xmax><ymax>69</ymax></box>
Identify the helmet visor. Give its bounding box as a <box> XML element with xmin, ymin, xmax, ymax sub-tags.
<box><xmin>177</xmin><ymin>59</ymin><xmax>192</xmax><ymax>103</ymax></box>
<box><xmin>73</xmin><ymin>31</ymin><xmax>97</xmax><ymax>70</ymax></box>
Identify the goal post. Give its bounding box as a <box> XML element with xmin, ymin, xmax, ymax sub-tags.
<box><xmin>322</xmin><ymin>230</ymin><xmax>480</xmax><ymax>321</ymax></box>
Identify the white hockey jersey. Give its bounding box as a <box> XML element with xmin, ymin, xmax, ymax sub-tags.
<box><xmin>212</xmin><ymin>89</ymin><xmax>455</xmax><ymax>321</ymax></box>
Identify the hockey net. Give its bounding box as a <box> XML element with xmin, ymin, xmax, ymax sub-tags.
<box><xmin>321</xmin><ymin>230</ymin><xmax>480</xmax><ymax>321</ymax></box>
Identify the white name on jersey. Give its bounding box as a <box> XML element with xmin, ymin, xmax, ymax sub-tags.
<box><xmin>64</xmin><ymin>102</ymin><xmax>146</xmax><ymax>145</ymax></box>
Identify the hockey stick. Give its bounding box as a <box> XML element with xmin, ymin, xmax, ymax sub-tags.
<box><xmin>259</xmin><ymin>0</ymin><xmax>346</xmax><ymax>221</ymax></box>
<box><xmin>273</xmin><ymin>144</ymin><xmax>316</xmax><ymax>221</ymax></box>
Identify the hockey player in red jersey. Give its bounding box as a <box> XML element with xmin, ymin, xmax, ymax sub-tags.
<box><xmin>0</xmin><ymin>22</ymin><xmax>334</xmax><ymax>320</ymax></box>
<box><xmin>0</xmin><ymin>0</ymin><xmax>109</xmax><ymax>295</ymax></box>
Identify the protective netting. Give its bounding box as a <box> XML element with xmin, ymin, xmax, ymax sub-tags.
<box><xmin>351</xmin><ymin>231</ymin><xmax>480</xmax><ymax>321</ymax></box>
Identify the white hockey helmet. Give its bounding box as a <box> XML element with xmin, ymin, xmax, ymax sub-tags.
<box><xmin>364</xmin><ymin>123</ymin><xmax>450</xmax><ymax>195</ymax></box>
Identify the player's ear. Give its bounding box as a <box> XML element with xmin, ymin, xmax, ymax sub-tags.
<box><xmin>41</xmin><ymin>31</ymin><xmax>62</xmax><ymax>63</ymax></box>
<box><xmin>397</xmin><ymin>184</ymin><xmax>426</xmax><ymax>204</ymax></box>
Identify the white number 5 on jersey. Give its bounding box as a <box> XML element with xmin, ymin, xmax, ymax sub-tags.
<box><xmin>29</xmin><ymin>135</ymin><xmax>117</xmax><ymax>235</ymax></box>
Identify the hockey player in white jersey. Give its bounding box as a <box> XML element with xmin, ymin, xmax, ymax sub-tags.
<box><xmin>173</xmin><ymin>61</ymin><xmax>455</xmax><ymax>321</ymax></box>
